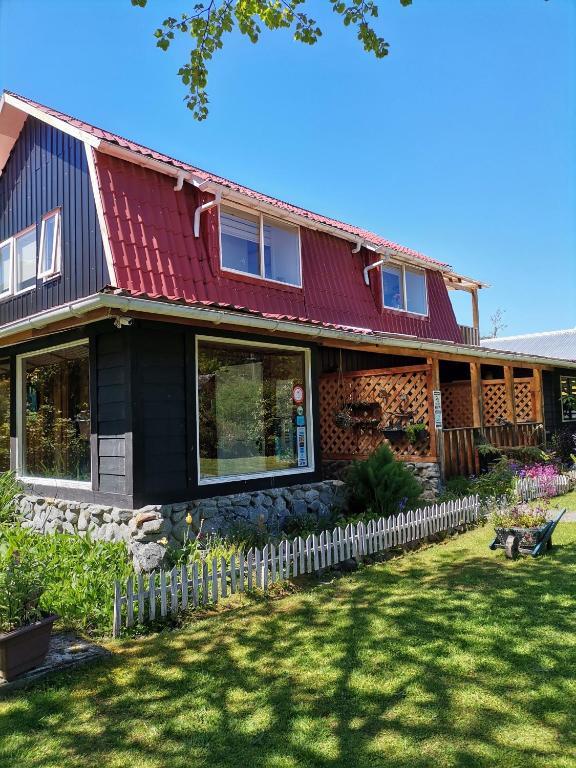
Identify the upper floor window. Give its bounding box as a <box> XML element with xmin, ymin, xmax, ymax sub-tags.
<box><xmin>0</xmin><ymin>241</ymin><xmax>10</xmax><ymax>298</ymax></box>
<box><xmin>382</xmin><ymin>264</ymin><xmax>428</xmax><ymax>315</ymax></box>
<box><xmin>14</xmin><ymin>226</ymin><xmax>37</xmax><ymax>294</ymax></box>
<box><xmin>38</xmin><ymin>210</ymin><xmax>61</xmax><ymax>279</ymax></box>
<box><xmin>220</xmin><ymin>204</ymin><xmax>301</xmax><ymax>286</ymax></box>
<box><xmin>561</xmin><ymin>376</ymin><xmax>576</xmax><ymax>422</ymax></box>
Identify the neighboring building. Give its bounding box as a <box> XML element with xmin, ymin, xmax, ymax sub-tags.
<box><xmin>482</xmin><ymin>330</ymin><xmax>576</xmax><ymax>433</ymax></box>
<box><xmin>1</xmin><ymin>90</ymin><xmax>575</xmax><ymax>528</ymax></box>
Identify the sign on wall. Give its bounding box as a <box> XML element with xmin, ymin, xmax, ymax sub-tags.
<box><xmin>296</xmin><ymin>426</ymin><xmax>307</xmax><ymax>467</ymax></box>
<box><xmin>432</xmin><ymin>390</ymin><xmax>443</xmax><ymax>429</ymax></box>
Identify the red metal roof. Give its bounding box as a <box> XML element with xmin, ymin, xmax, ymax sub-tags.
<box><xmin>94</xmin><ymin>152</ymin><xmax>462</xmax><ymax>342</ymax></box>
<box><xmin>4</xmin><ymin>91</ymin><xmax>448</xmax><ymax>268</ymax></box>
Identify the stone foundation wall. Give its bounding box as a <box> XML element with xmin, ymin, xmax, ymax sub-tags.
<box><xmin>322</xmin><ymin>459</ymin><xmax>441</xmax><ymax>501</ymax></box>
<box><xmin>14</xmin><ymin>480</ymin><xmax>347</xmax><ymax>571</ymax></box>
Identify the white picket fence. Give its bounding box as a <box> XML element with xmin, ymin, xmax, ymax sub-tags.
<box><xmin>516</xmin><ymin>470</ymin><xmax>576</xmax><ymax>502</ymax></box>
<box><xmin>112</xmin><ymin>495</ymin><xmax>480</xmax><ymax>637</ymax></box>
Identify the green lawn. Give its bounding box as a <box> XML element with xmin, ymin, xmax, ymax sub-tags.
<box><xmin>1</xmin><ymin>523</ymin><xmax>575</xmax><ymax>768</ymax></box>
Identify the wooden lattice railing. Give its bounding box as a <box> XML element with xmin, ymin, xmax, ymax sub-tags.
<box><xmin>441</xmin><ymin>376</ymin><xmax>536</xmax><ymax>429</ymax></box>
<box><xmin>319</xmin><ymin>364</ymin><xmax>435</xmax><ymax>461</ymax></box>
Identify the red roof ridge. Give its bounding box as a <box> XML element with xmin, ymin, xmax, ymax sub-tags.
<box><xmin>4</xmin><ymin>89</ymin><xmax>450</xmax><ymax>268</ymax></box>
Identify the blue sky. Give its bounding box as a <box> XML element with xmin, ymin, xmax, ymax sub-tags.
<box><xmin>1</xmin><ymin>0</ymin><xmax>574</xmax><ymax>335</ymax></box>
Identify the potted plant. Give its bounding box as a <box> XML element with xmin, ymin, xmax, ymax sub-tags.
<box><xmin>405</xmin><ymin>421</ymin><xmax>429</xmax><ymax>445</ymax></box>
<box><xmin>0</xmin><ymin>548</ymin><xmax>57</xmax><ymax>682</ymax></box>
<box><xmin>489</xmin><ymin>503</ymin><xmax>549</xmax><ymax>558</ymax></box>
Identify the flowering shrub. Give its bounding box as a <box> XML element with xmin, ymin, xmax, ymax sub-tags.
<box><xmin>490</xmin><ymin>503</ymin><xmax>547</xmax><ymax>529</ymax></box>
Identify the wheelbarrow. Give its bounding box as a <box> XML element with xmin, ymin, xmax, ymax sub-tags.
<box><xmin>489</xmin><ymin>509</ymin><xmax>566</xmax><ymax>559</ymax></box>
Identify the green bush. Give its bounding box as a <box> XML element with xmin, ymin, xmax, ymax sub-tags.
<box><xmin>0</xmin><ymin>543</ymin><xmax>45</xmax><ymax>632</ymax></box>
<box><xmin>437</xmin><ymin>475</ymin><xmax>474</xmax><ymax>502</ymax></box>
<box><xmin>345</xmin><ymin>444</ymin><xmax>422</xmax><ymax>519</ymax></box>
<box><xmin>0</xmin><ymin>471</ymin><xmax>23</xmax><ymax>524</ymax></box>
<box><xmin>0</xmin><ymin>525</ymin><xmax>133</xmax><ymax>635</ymax></box>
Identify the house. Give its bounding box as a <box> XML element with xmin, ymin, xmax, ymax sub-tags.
<box><xmin>1</xmin><ymin>91</ymin><xmax>575</xmax><ymax>540</ymax></box>
<box><xmin>481</xmin><ymin>330</ymin><xmax>576</xmax><ymax>434</ymax></box>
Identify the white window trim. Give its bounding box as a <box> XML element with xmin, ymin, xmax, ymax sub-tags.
<box><xmin>0</xmin><ymin>236</ymin><xmax>13</xmax><ymax>299</ymax></box>
<box><xmin>195</xmin><ymin>335</ymin><xmax>314</xmax><ymax>485</ymax></box>
<box><xmin>561</xmin><ymin>375</ymin><xmax>576</xmax><ymax>422</ymax></box>
<box><xmin>218</xmin><ymin>202</ymin><xmax>303</xmax><ymax>288</ymax></box>
<box><xmin>37</xmin><ymin>208</ymin><xmax>62</xmax><ymax>281</ymax></box>
<box><xmin>382</xmin><ymin>262</ymin><xmax>428</xmax><ymax>317</ymax></box>
<box><xmin>12</xmin><ymin>224</ymin><xmax>38</xmax><ymax>297</ymax></box>
<box><xmin>16</xmin><ymin>338</ymin><xmax>92</xmax><ymax>488</ymax></box>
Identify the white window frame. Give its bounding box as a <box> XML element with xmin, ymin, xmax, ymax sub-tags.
<box><xmin>195</xmin><ymin>335</ymin><xmax>314</xmax><ymax>485</ymax></box>
<box><xmin>560</xmin><ymin>375</ymin><xmax>576</xmax><ymax>422</ymax></box>
<box><xmin>0</xmin><ymin>237</ymin><xmax>13</xmax><ymax>299</ymax></box>
<box><xmin>37</xmin><ymin>208</ymin><xmax>62</xmax><ymax>280</ymax></box>
<box><xmin>12</xmin><ymin>224</ymin><xmax>38</xmax><ymax>297</ymax></box>
<box><xmin>382</xmin><ymin>262</ymin><xmax>428</xmax><ymax>317</ymax></box>
<box><xmin>16</xmin><ymin>338</ymin><xmax>92</xmax><ymax>489</ymax></box>
<box><xmin>218</xmin><ymin>202</ymin><xmax>303</xmax><ymax>288</ymax></box>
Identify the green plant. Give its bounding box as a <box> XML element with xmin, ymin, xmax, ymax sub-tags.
<box><xmin>0</xmin><ymin>471</ymin><xmax>22</xmax><ymax>524</ymax></box>
<box><xmin>282</xmin><ymin>511</ymin><xmax>318</xmax><ymax>539</ymax></box>
<box><xmin>550</xmin><ymin>426</ymin><xmax>576</xmax><ymax>466</ymax></box>
<box><xmin>472</xmin><ymin>457</ymin><xmax>516</xmax><ymax>504</ymax></box>
<box><xmin>437</xmin><ymin>475</ymin><xmax>473</xmax><ymax>502</ymax></box>
<box><xmin>0</xmin><ymin>544</ymin><xmax>45</xmax><ymax>632</ymax></box>
<box><xmin>405</xmin><ymin>421</ymin><xmax>427</xmax><ymax>445</ymax></box>
<box><xmin>345</xmin><ymin>444</ymin><xmax>422</xmax><ymax>518</ymax></box>
<box><xmin>0</xmin><ymin>525</ymin><xmax>133</xmax><ymax>635</ymax></box>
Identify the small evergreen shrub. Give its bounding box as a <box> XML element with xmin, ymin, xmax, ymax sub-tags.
<box><xmin>345</xmin><ymin>444</ymin><xmax>422</xmax><ymax>518</ymax></box>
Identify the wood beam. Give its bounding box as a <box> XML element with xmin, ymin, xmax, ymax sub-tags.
<box><xmin>471</xmin><ymin>289</ymin><xmax>480</xmax><ymax>332</ymax></box>
<box><xmin>532</xmin><ymin>368</ymin><xmax>544</xmax><ymax>424</ymax></box>
<box><xmin>428</xmin><ymin>357</ymin><xmax>445</xmax><ymax>481</ymax></box>
<box><xmin>504</xmin><ymin>366</ymin><xmax>517</xmax><ymax>424</ymax></box>
<box><xmin>470</xmin><ymin>362</ymin><xmax>483</xmax><ymax>427</ymax></box>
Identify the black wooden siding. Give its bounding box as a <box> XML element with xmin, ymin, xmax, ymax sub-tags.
<box><xmin>132</xmin><ymin>327</ymin><xmax>189</xmax><ymax>497</ymax></box>
<box><xmin>0</xmin><ymin>116</ymin><xmax>109</xmax><ymax>325</ymax></box>
<box><xmin>96</xmin><ymin>331</ymin><xmax>129</xmax><ymax>496</ymax></box>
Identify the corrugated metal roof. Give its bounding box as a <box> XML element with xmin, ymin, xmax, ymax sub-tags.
<box><xmin>481</xmin><ymin>329</ymin><xmax>576</xmax><ymax>361</ymax></box>
<box><xmin>3</xmin><ymin>91</ymin><xmax>448</xmax><ymax>268</ymax></box>
<box><xmin>95</xmin><ymin>152</ymin><xmax>463</xmax><ymax>342</ymax></box>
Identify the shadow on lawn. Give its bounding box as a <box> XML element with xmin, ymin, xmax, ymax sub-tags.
<box><xmin>1</xmin><ymin>530</ymin><xmax>575</xmax><ymax>768</ymax></box>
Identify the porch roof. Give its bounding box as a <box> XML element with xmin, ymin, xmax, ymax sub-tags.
<box><xmin>1</xmin><ymin>292</ymin><xmax>575</xmax><ymax>372</ymax></box>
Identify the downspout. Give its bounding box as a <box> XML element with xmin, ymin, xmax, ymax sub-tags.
<box><xmin>194</xmin><ymin>191</ymin><xmax>222</xmax><ymax>238</ymax></box>
<box><xmin>363</xmin><ymin>256</ymin><xmax>389</xmax><ymax>286</ymax></box>
<box><xmin>351</xmin><ymin>239</ymin><xmax>362</xmax><ymax>254</ymax></box>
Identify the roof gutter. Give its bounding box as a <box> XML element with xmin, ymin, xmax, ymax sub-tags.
<box><xmin>1</xmin><ymin>293</ymin><xmax>575</xmax><ymax>370</ymax></box>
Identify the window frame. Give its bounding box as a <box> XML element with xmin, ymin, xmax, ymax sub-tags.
<box><xmin>15</xmin><ymin>338</ymin><xmax>92</xmax><ymax>489</ymax></box>
<box><xmin>381</xmin><ymin>262</ymin><xmax>428</xmax><ymax>317</ymax></box>
<box><xmin>0</xmin><ymin>237</ymin><xmax>13</xmax><ymax>299</ymax></box>
<box><xmin>12</xmin><ymin>224</ymin><xmax>38</xmax><ymax>297</ymax></box>
<box><xmin>560</xmin><ymin>375</ymin><xmax>576</xmax><ymax>422</ymax></box>
<box><xmin>37</xmin><ymin>208</ymin><xmax>62</xmax><ymax>281</ymax></box>
<box><xmin>195</xmin><ymin>334</ymin><xmax>314</xmax><ymax>485</ymax></box>
<box><xmin>218</xmin><ymin>202</ymin><xmax>303</xmax><ymax>288</ymax></box>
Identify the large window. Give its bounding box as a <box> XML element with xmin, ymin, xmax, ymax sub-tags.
<box><xmin>18</xmin><ymin>341</ymin><xmax>91</xmax><ymax>483</ymax></box>
<box><xmin>220</xmin><ymin>205</ymin><xmax>301</xmax><ymax>286</ymax></box>
<box><xmin>0</xmin><ymin>360</ymin><xmax>10</xmax><ymax>473</ymax></box>
<box><xmin>197</xmin><ymin>338</ymin><xmax>312</xmax><ymax>481</ymax></box>
<box><xmin>561</xmin><ymin>376</ymin><xmax>576</xmax><ymax>422</ymax></box>
<box><xmin>382</xmin><ymin>264</ymin><xmax>428</xmax><ymax>315</ymax></box>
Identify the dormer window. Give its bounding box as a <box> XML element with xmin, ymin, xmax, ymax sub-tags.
<box><xmin>38</xmin><ymin>209</ymin><xmax>62</xmax><ymax>280</ymax></box>
<box><xmin>220</xmin><ymin>204</ymin><xmax>302</xmax><ymax>287</ymax></box>
<box><xmin>382</xmin><ymin>264</ymin><xmax>428</xmax><ymax>316</ymax></box>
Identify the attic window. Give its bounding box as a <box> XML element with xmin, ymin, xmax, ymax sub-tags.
<box><xmin>14</xmin><ymin>226</ymin><xmax>37</xmax><ymax>294</ymax></box>
<box><xmin>382</xmin><ymin>264</ymin><xmax>428</xmax><ymax>316</ymax></box>
<box><xmin>38</xmin><ymin>210</ymin><xmax>62</xmax><ymax>280</ymax></box>
<box><xmin>219</xmin><ymin>204</ymin><xmax>302</xmax><ymax>286</ymax></box>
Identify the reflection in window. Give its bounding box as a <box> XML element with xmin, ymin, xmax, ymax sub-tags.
<box><xmin>0</xmin><ymin>241</ymin><xmax>11</xmax><ymax>296</ymax></box>
<box><xmin>561</xmin><ymin>376</ymin><xmax>576</xmax><ymax>422</ymax></box>
<box><xmin>0</xmin><ymin>361</ymin><xmax>10</xmax><ymax>472</ymax></box>
<box><xmin>220</xmin><ymin>205</ymin><xmax>301</xmax><ymax>285</ymax></box>
<box><xmin>198</xmin><ymin>339</ymin><xmax>309</xmax><ymax>480</ymax></box>
<box><xmin>382</xmin><ymin>264</ymin><xmax>427</xmax><ymax>315</ymax></box>
<box><xmin>22</xmin><ymin>343</ymin><xmax>91</xmax><ymax>481</ymax></box>
<box><xmin>15</xmin><ymin>228</ymin><xmax>37</xmax><ymax>293</ymax></box>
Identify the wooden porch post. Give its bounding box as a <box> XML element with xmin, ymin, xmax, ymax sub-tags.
<box><xmin>532</xmin><ymin>368</ymin><xmax>544</xmax><ymax>425</ymax></box>
<box><xmin>471</xmin><ymin>289</ymin><xmax>480</xmax><ymax>334</ymax></box>
<box><xmin>428</xmin><ymin>356</ymin><xmax>445</xmax><ymax>481</ymax></box>
<box><xmin>504</xmin><ymin>366</ymin><xmax>517</xmax><ymax>425</ymax></box>
<box><xmin>470</xmin><ymin>361</ymin><xmax>483</xmax><ymax>428</ymax></box>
